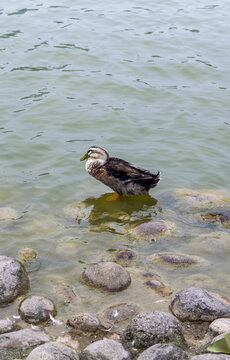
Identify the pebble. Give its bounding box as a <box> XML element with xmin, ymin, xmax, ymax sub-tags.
<box><xmin>170</xmin><ymin>287</ymin><xmax>230</xmax><ymax>321</ymax></box>
<box><xmin>0</xmin><ymin>256</ymin><xmax>29</xmax><ymax>305</ymax></box>
<box><xmin>79</xmin><ymin>338</ymin><xmax>131</xmax><ymax>360</ymax></box>
<box><xmin>19</xmin><ymin>295</ymin><xmax>56</xmax><ymax>324</ymax></box>
<box><xmin>82</xmin><ymin>262</ymin><xmax>131</xmax><ymax>292</ymax></box>
<box><xmin>137</xmin><ymin>343</ymin><xmax>189</xmax><ymax>360</ymax></box>
<box><xmin>123</xmin><ymin>310</ymin><xmax>186</xmax><ymax>350</ymax></box>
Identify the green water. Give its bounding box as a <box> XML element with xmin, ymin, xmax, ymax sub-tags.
<box><xmin>0</xmin><ymin>0</ymin><xmax>230</xmax><ymax>321</ymax></box>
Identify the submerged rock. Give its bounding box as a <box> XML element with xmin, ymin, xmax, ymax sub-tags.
<box><xmin>19</xmin><ymin>295</ymin><xmax>56</xmax><ymax>324</ymax></box>
<box><xmin>99</xmin><ymin>303</ymin><xmax>140</xmax><ymax>328</ymax></box>
<box><xmin>0</xmin><ymin>207</ymin><xmax>18</xmax><ymax>222</ymax></box>
<box><xmin>114</xmin><ymin>249</ymin><xmax>136</xmax><ymax>267</ymax></box>
<box><xmin>18</xmin><ymin>248</ymin><xmax>41</xmax><ymax>273</ymax></box>
<box><xmin>190</xmin><ymin>232</ymin><xmax>230</xmax><ymax>255</ymax></box>
<box><xmin>26</xmin><ymin>341</ymin><xmax>79</xmax><ymax>360</ymax></box>
<box><xmin>198</xmin><ymin>210</ymin><xmax>230</xmax><ymax>228</ymax></box>
<box><xmin>63</xmin><ymin>202</ymin><xmax>91</xmax><ymax>222</ymax></box>
<box><xmin>82</xmin><ymin>262</ymin><xmax>131</xmax><ymax>292</ymax></box>
<box><xmin>123</xmin><ymin>311</ymin><xmax>186</xmax><ymax>350</ymax></box>
<box><xmin>137</xmin><ymin>343</ymin><xmax>189</xmax><ymax>360</ymax></box>
<box><xmin>55</xmin><ymin>283</ymin><xmax>79</xmax><ymax>306</ymax></box>
<box><xmin>129</xmin><ymin>220</ymin><xmax>175</xmax><ymax>241</ymax></box>
<box><xmin>140</xmin><ymin>271</ymin><xmax>172</xmax><ymax>296</ymax></box>
<box><xmin>173</xmin><ymin>189</ymin><xmax>229</xmax><ymax>209</ymax></box>
<box><xmin>209</xmin><ymin>318</ymin><xmax>230</xmax><ymax>336</ymax></box>
<box><xmin>67</xmin><ymin>313</ymin><xmax>101</xmax><ymax>333</ymax></box>
<box><xmin>0</xmin><ymin>256</ymin><xmax>29</xmax><ymax>305</ymax></box>
<box><xmin>170</xmin><ymin>287</ymin><xmax>230</xmax><ymax>321</ymax></box>
<box><xmin>0</xmin><ymin>328</ymin><xmax>50</xmax><ymax>360</ymax></box>
<box><xmin>18</xmin><ymin>248</ymin><xmax>37</xmax><ymax>261</ymax></box>
<box><xmin>79</xmin><ymin>338</ymin><xmax>131</xmax><ymax>360</ymax></box>
<box><xmin>150</xmin><ymin>252</ymin><xmax>204</xmax><ymax>267</ymax></box>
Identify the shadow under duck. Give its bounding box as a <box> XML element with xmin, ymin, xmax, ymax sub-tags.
<box><xmin>80</xmin><ymin>146</ymin><xmax>161</xmax><ymax>196</ymax></box>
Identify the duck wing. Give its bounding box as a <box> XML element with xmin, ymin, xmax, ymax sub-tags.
<box><xmin>104</xmin><ymin>157</ymin><xmax>160</xmax><ymax>187</ymax></box>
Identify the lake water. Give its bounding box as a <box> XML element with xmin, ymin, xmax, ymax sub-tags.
<box><xmin>0</xmin><ymin>0</ymin><xmax>230</xmax><ymax>323</ymax></box>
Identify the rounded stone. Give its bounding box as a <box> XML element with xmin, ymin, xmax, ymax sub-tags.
<box><xmin>150</xmin><ymin>252</ymin><xmax>204</xmax><ymax>267</ymax></box>
<box><xmin>123</xmin><ymin>311</ymin><xmax>186</xmax><ymax>350</ymax></box>
<box><xmin>137</xmin><ymin>343</ymin><xmax>189</xmax><ymax>360</ymax></box>
<box><xmin>130</xmin><ymin>220</ymin><xmax>175</xmax><ymax>241</ymax></box>
<box><xmin>67</xmin><ymin>313</ymin><xmax>101</xmax><ymax>333</ymax></box>
<box><xmin>82</xmin><ymin>262</ymin><xmax>131</xmax><ymax>292</ymax></box>
<box><xmin>170</xmin><ymin>287</ymin><xmax>230</xmax><ymax>321</ymax></box>
<box><xmin>26</xmin><ymin>341</ymin><xmax>79</xmax><ymax>360</ymax></box>
<box><xmin>99</xmin><ymin>303</ymin><xmax>140</xmax><ymax>327</ymax></box>
<box><xmin>0</xmin><ymin>256</ymin><xmax>29</xmax><ymax>305</ymax></box>
<box><xmin>79</xmin><ymin>338</ymin><xmax>131</xmax><ymax>360</ymax></box>
<box><xmin>114</xmin><ymin>249</ymin><xmax>136</xmax><ymax>267</ymax></box>
<box><xmin>209</xmin><ymin>318</ymin><xmax>230</xmax><ymax>336</ymax></box>
<box><xmin>19</xmin><ymin>295</ymin><xmax>56</xmax><ymax>324</ymax></box>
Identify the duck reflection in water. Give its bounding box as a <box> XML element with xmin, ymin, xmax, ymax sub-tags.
<box><xmin>76</xmin><ymin>193</ymin><xmax>158</xmax><ymax>233</ymax></box>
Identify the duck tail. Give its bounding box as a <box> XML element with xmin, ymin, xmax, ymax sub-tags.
<box><xmin>150</xmin><ymin>171</ymin><xmax>161</xmax><ymax>188</ymax></box>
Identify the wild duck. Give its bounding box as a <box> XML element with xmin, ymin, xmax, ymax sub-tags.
<box><xmin>80</xmin><ymin>146</ymin><xmax>161</xmax><ymax>198</ymax></box>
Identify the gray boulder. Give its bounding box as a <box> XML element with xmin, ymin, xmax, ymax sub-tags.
<box><xmin>123</xmin><ymin>311</ymin><xmax>186</xmax><ymax>350</ymax></box>
<box><xmin>82</xmin><ymin>262</ymin><xmax>131</xmax><ymax>292</ymax></box>
<box><xmin>19</xmin><ymin>295</ymin><xmax>56</xmax><ymax>324</ymax></box>
<box><xmin>0</xmin><ymin>256</ymin><xmax>29</xmax><ymax>305</ymax></box>
<box><xmin>137</xmin><ymin>343</ymin><xmax>189</xmax><ymax>360</ymax></box>
<box><xmin>26</xmin><ymin>341</ymin><xmax>79</xmax><ymax>359</ymax></box>
<box><xmin>79</xmin><ymin>338</ymin><xmax>131</xmax><ymax>360</ymax></box>
<box><xmin>191</xmin><ymin>355</ymin><xmax>230</xmax><ymax>359</ymax></box>
<box><xmin>0</xmin><ymin>328</ymin><xmax>50</xmax><ymax>360</ymax></box>
<box><xmin>170</xmin><ymin>287</ymin><xmax>230</xmax><ymax>321</ymax></box>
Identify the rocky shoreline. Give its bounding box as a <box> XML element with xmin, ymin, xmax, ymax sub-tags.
<box><xmin>1</xmin><ymin>188</ymin><xmax>230</xmax><ymax>359</ymax></box>
<box><xmin>1</xmin><ymin>255</ymin><xmax>230</xmax><ymax>359</ymax></box>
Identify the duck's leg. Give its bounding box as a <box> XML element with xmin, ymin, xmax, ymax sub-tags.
<box><xmin>106</xmin><ymin>193</ymin><xmax>121</xmax><ymax>201</ymax></box>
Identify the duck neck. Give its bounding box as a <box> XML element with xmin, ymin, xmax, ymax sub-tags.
<box><xmin>86</xmin><ymin>158</ymin><xmax>107</xmax><ymax>174</ymax></box>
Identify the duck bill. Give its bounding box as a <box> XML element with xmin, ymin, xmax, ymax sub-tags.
<box><xmin>80</xmin><ymin>152</ymin><xmax>89</xmax><ymax>161</ymax></box>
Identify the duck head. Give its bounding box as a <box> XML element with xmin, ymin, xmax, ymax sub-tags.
<box><xmin>80</xmin><ymin>146</ymin><xmax>109</xmax><ymax>171</ymax></box>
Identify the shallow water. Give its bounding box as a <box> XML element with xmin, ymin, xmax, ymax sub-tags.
<box><xmin>0</xmin><ymin>0</ymin><xmax>230</xmax><ymax>322</ymax></box>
